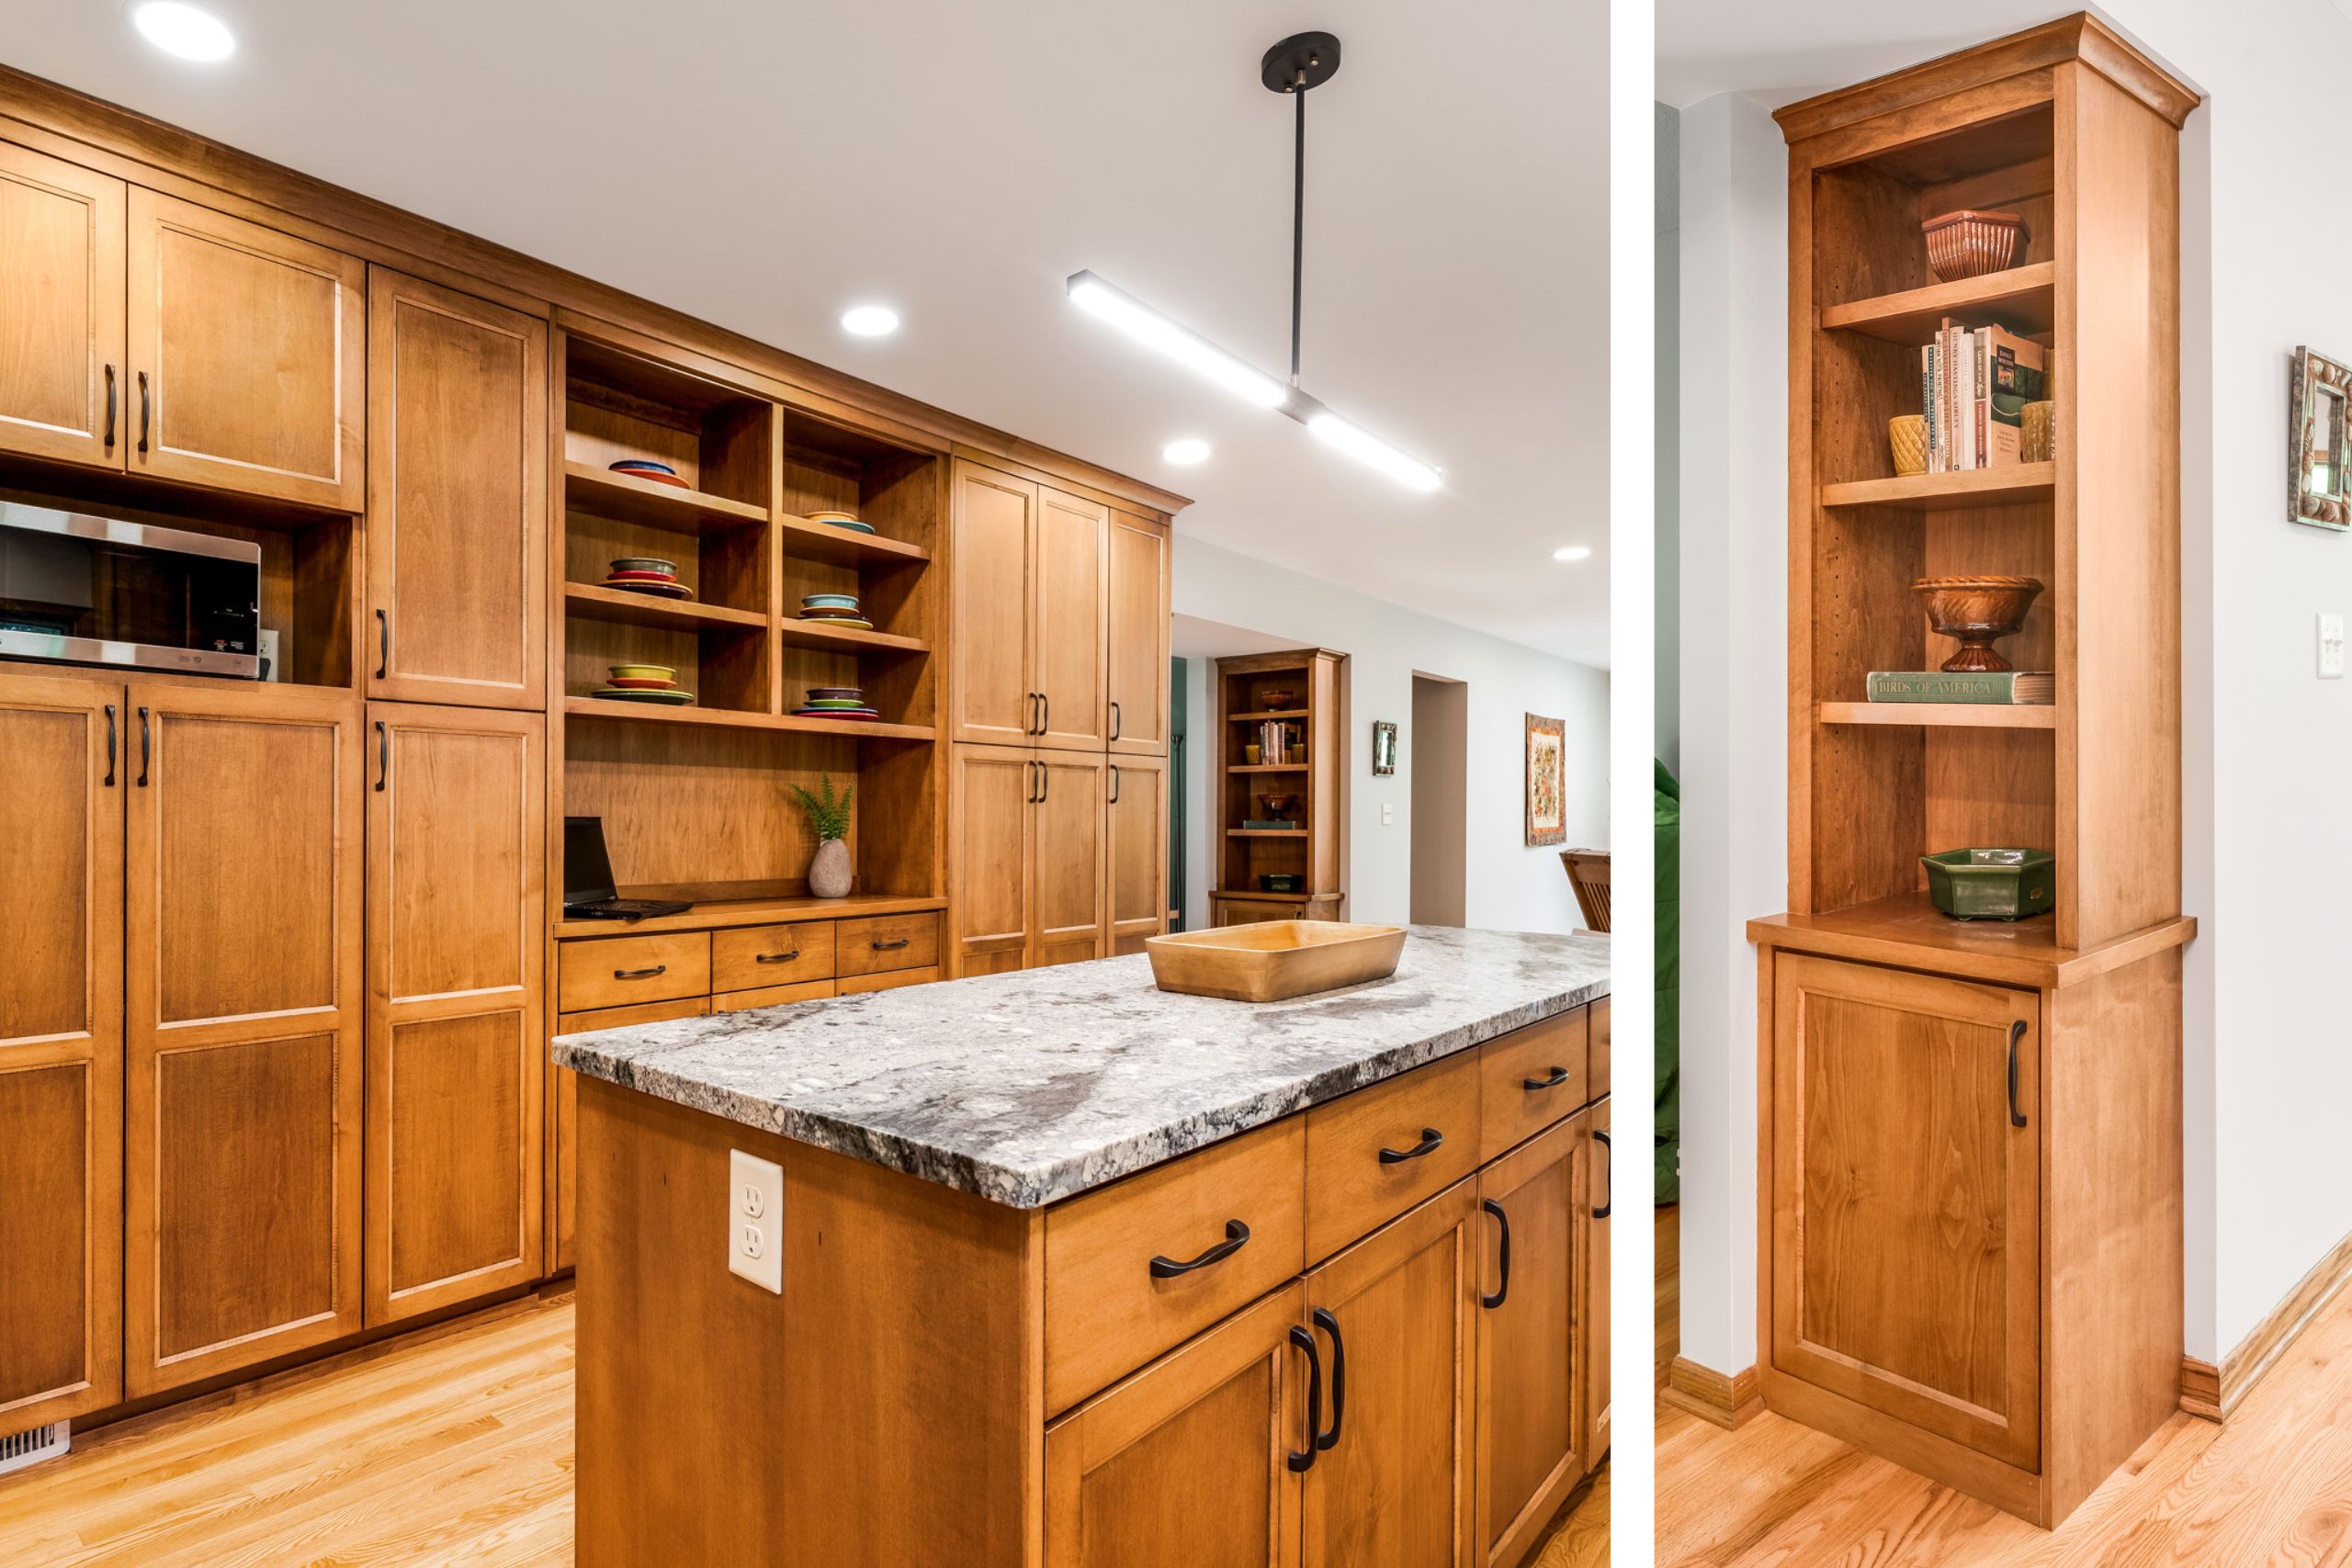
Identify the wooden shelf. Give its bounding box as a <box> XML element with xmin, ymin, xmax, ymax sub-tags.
<box><xmin>1227</xmin><ymin>829</ymin><xmax>1306</xmax><ymax>839</ymax></box>
<box><xmin>563</xmin><ymin>461</ymin><xmax>766</xmax><ymax>534</ymax></box>
<box><xmin>563</xmin><ymin>696</ymin><xmax>933</xmax><ymax>742</ymax></box>
<box><xmin>563</xmin><ymin>581</ymin><xmax>766</xmax><ymax>632</ymax></box>
<box><xmin>1820</xmin><ymin>263</ymin><xmax>2056</xmax><ymax>342</ymax></box>
<box><xmin>1227</xmin><ymin>763</ymin><xmax>1308</xmax><ymax>774</ymax></box>
<box><xmin>1816</xmin><ymin>701</ymin><xmax>2056</xmax><ymax>729</ymax></box>
<box><xmin>1749</xmin><ymin>894</ymin><xmax>2195</xmax><ymax>990</ymax></box>
<box><xmin>1228</xmin><ymin>709</ymin><xmax>1309</xmax><ymax>722</ymax></box>
<box><xmin>1820</xmin><ymin>463</ymin><xmax>2055</xmax><ymax>512</ymax></box>
<box><xmin>775</xmin><ymin>616</ymin><xmax>927</xmax><ymax>656</ymax></box>
<box><xmin>555</xmin><ymin>890</ymin><xmax>947</xmax><ymax>940</ymax></box>
<box><xmin>778</xmin><ymin>513</ymin><xmax>931</xmax><ymax>568</ymax></box>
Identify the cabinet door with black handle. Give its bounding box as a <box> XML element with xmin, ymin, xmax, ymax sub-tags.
<box><xmin>1104</xmin><ymin>754</ymin><xmax>1168</xmax><ymax>955</ymax></box>
<box><xmin>0</xmin><ymin>143</ymin><xmax>126</xmax><ymax>471</ymax></box>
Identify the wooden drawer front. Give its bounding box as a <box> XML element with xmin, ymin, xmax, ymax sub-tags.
<box><xmin>836</xmin><ymin>965</ymin><xmax>939</xmax><ymax>996</ymax></box>
<box><xmin>1304</xmin><ymin>1051</ymin><xmax>1482</xmax><ymax>1260</ymax></box>
<box><xmin>1589</xmin><ymin>995</ymin><xmax>1611</xmax><ymax>1100</ymax></box>
<box><xmin>711</xmin><ymin>922</ymin><xmax>837</xmax><ymax>993</ymax></box>
<box><xmin>1480</xmin><ymin>1006</ymin><xmax>1592</xmax><ymax>1163</ymax></box>
<box><xmin>838</xmin><ymin>913</ymin><xmax>940</xmax><ymax>977</ymax></box>
<box><xmin>557</xmin><ymin>933</ymin><xmax>710</xmax><ymax>1013</ymax></box>
<box><xmin>556</xmin><ymin>996</ymin><xmax>709</xmax><ymax>1035</ymax></box>
<box><xmin>713</xmin><ymin>980</ymin><xmax>834</xmax><ymax>1012</ymax></box>
<box><xmin>1045</xmin><ymin>1117</ymin><xmax>1306</xmax><ymax>1415</ymax></box>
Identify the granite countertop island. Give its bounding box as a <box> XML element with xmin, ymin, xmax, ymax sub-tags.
<box><xmin>553</xmin><ymin>924</ymin><xmax>1609</xmax><ymax>1209</ymax></box>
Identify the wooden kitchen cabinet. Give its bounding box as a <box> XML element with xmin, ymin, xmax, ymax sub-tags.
<box><xmin>365</xmin><ymin>268</ymin><xmax>547</xmax><ymax>708</ymax></box>
<box><xmin>1032</xmin><ymin>484</ymin><xmax>1107</xmax><ymax>751</ymax></box>
<box><xmin>0</xmin><ymin>674</ymin><xmax>122</xmax><ymax>1427</ymax></box>
<box><xmin>127</xmin><ymin>187</ymin><xmax>366</xmax><ymax>511</ymax></box>
<box><xmin>949</xmin><ymin>743</ymin><xmax>1106</xmax><ymax>975</ymax></box>
<box><xmin>0</xmin><ymin>142</ymin><xmax>125</xmax><ymax>471</ymax></box>
<box><xmin>364</xmin><ymin>703</ymin><xmax>544</xmax><ymax>1325</ymax></box>
<box><xmin>950</xmin><ymin>462</ymin><xmax>1037</xmax><ymax>747</ymax></box>
<box><xmin>1583</xmin><ymin>1094</ymin><xmax>1611</xmax><ymax>1472</ymax></box>
<box><xmin>1105</xmin><ymin>508</ymin><xmax>1170</xmax><ymax>756</ymax></box>
<box><xmin>124</xmin><ymin>682</ymin><xmax>363</xmax><ymax>1395</ymax></box>
<box><xmin>1476</xmin><ymin>1112</ymin><xmax>1588</xmax><ymax>1568</ymax></box>
<box><xmin>1035</xmin><ymin>750</ymin><xmax>1107</xmax><ymax>966</ymax></box>
<box><xmin>1104</xmin><ymin>755</ymin><xmax>1167</xmax><ymax>954</ymax></box>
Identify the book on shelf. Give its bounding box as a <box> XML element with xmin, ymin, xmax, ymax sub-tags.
<box><xmin>1867</xmin><ymin>670</ymin><xmax>2054</xmax><ymax>705</ymax></box>
<box><xmin>1917</xmin><ymin>318</ymin><xmax>2046</xmax><ymax>471</ymax></box>
<box><xmin>1241</xmin><ymin>818</ymin><xmax>1301</xmax><ymax>831</ymax></box>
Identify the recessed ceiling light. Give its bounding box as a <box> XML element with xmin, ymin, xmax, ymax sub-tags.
<box><xmin>1552</xmin><ymin>546</ymin><xmax>1592</xmax><ymax>562</ymax></box>
<box><xmin>131</xmin><ymin>1</ymin><xmax>236</xmax><ymax>62</ymax></box>
<box><xmin>1162</xmin><ymin>438</ymin><xmax>1211</xmax><ymax>466</ymax></box>
<box><xmin>840</xmin><ymin>304</ymin><xmax>899</xmax><ymax>337</ymax></box>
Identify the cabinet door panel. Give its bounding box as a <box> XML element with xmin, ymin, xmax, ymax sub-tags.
<box><xmin>949</xmin><ymin>743</ymin><xmax>1034</xmax><ymax>976</ymax></box>
<box><xmin>126</xmin><ymin>683</ymin><xmax>362</xmax><ymax>1393</ymax></box>
<box><xmin>1771</xmin><ymin>954</ymin><xmax>2040</xmax><ymax>1468</ymax></box>
<box><xmin>1046</xmin><ymin>1282</ymin><xmax>1306</xmax><ymax>1568</ymax></box>
<box><xmin>366</xmin><ymin>268</ymin><xmax>547</xmax><ymax>707</ymax></box>
<box><xmin>951</xmin><ymin>463</ymin><xmax>1035</xmax><ymax>746</ymax></box>
<box><xmin>1035</xmin><ymin>751</ymin><xmax>1106</xmax><ymax>967</ymax></box>
<box><xmin>0</xmin><ymin>674</ymin><xmax>122</xmax><ymax>1425</ymax></box>
<box><xmin>1584</xmin><ymin>1097</ymin><xmax>1611</xmax><ymax>1472</ymax></box>
<box><xmin>365</xmin><ymin>704</ymin><xmax>544</xmax><ymax>1324</ymax></box>
<box><xmin>1301</xmin><ymin>1182</ymin><xmax>1477</xmax><ymax>1568</ymax></box>
<box><xmin>1033</xmin><ymin>486</ymin><xmax>1108</xmax><ymax>751</ymax></box>
<box><xmin>1105</xmin><ymin>757</ymin><xmax>1167</xmax><ymax>954</ymax></box>
<box><xmin>1106</xmin><ymin>510</ymin><xmax>1170</xmax><ymax>755</ymax></box>
<box><xmin>1477</xmin><ymin>1113</ymin><xmax>1586</xmax><ymax>1567</ymax></box>
<box><xmin>127</xmin><ymin>187</ymin><xmax>366</xmax><ymax>510</ymax></box>
<box><xmin>0</xmin><ymin>143</ymin><xmax>125</xmax><ymax>469</ymax></box>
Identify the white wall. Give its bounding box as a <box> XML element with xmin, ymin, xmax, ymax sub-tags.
<box><xmin>1174</xmin><ymin>535</ymin><xmax>1608</xmax><ymax>936</ymax></box>
<box><xmin>1657</xmin><ymin>99</ymin><xmax>1685</xmax><ymax>775</ymax></box>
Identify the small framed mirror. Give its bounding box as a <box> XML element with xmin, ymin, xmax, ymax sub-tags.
<box><xmin>2291</xmin><ymin>346</ymin><xmax>2352</xmax><ymax>529</ymax></box>
<box><xmin>1371</xmin><ymin>719</ymin><xmax>1397</xmax><ymax>775</ymax></box>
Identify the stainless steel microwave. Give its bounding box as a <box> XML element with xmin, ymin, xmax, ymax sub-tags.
<box><xmin>0</xmin><ymin>501</ymin><xmax>262</xmax><ymax>679</ymax></box>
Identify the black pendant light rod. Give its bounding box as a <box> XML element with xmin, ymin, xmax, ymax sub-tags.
<box><xmin>1291</xmin><ymin>73</ymin><xmax>1306</xmax><ymax>381</ymax></box>
<box><xmin>1261</xmin><ymin>31</ymin><xmax>1341</xmax><ymax>387</ymax></box>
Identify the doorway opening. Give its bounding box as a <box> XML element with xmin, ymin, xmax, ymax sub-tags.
<box><xmin>1410</xmin><ymin>673</ymin><xmax>1467</xmax><ymax>926</ymax></box>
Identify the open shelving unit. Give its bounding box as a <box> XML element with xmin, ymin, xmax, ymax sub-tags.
<box><xmin>1208</xmin><ymin>649</ymin><xmax>1345</xmax><ymax>925</ymax></box>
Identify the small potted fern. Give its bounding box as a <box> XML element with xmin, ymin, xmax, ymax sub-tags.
<box><xmin>789</xmin><ymin>773</ymin><xmax>854</xmax><ymax>898</ymax></box>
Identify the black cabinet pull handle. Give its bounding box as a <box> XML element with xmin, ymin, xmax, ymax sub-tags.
<box><xmin>136</xmin><ymin>705</ymin><xmax>150</xmax><ymax>787</ymax></box>
<box><xmin>1377</xmin><ymin>1126</ymin><xmax>1444</xmax><ymax>1165</ymax></box>
<box><xmin>103</xmin><ymin>704</ymin><xmax>116</xmax><ymax>787</ymax></box>
<box><xmin>1481</xmin><ymin>1199</ymin><xmax>1512</xmax><ymax>1309</ymax></box>
<box><xmin>1312</xmin><ymin>1307</ymin><xmax>1345</xmax><ymax>1451</ymax></box>
<box><xmin>375</xmin><ymin>608</ymin><xmax>389</xmax><ymax>680</ymax></box>
<box><xmin>1108</xmin><ymin>764</ymin><xmax>1121</xmax><ymax>805</ymax></box>
<box><xmin>374</xmin><ymin>719</ymin><xmax>388</xmax><ymax>792</ymax></box>
<box><xmin>2008</xmin><ymin>1019</ymin><xmax>2028</xmax><ymax>1128</ymax></box>
<box><xmin>871</xmin><ymin>938</ymin><xmax>910</xmax><ymax>952</ymax></box>
<box><xmin>1025</xmin><ymin>692</ymin><xmax>1040</xmax><ymax>735</ymax></box>
<box><xmin>1040</xmin><ymin>692</ymin><xmax>1049</xmax><ymax>734</ymax></box>
<box><xmin>1039</xmin><ymin>761</ymin><xmax>1049</xmax><ymax>803</ymax></box>
<box><xmin>614</xmin><ymin>964</ymin><xmax>667</xmax><ymax>980</ymax></box>
<box><xmin>103</xmin><ymin>364</ymin><xmax>116</xmax><ymax>450</ymax></box>
<box><xmin>1110</xmin><ymin>698</ymin><xmax>1122</xmax><ymax>741</ymax></box>
<box><xmin>1593</xmin><ymin>1129</ymin><xmax>1612</xmax><ymax>1219</ymax></box>
<box><xmin>754</xmin><ymin>950</ymin><xmax>801</xmax><ymax>965</ymax></box>
<box><xmin>1148</xmin><ymin>1218</ymin><xmax>1250</xmax><ymax>1279</ymax></box>
<box><xmin>1286</xmin><ymin>1325</ymin><xmax>1321</xmax><ymax>1473</ymax></box>
<box><xmin>136</xmin><ymin>370</ymin><xmax>149</xmax><ymax>454</ymax></box>
<box><xmin>1523</xmin><ymin>1065</ymin><xmax>1570</xmax><ymax>1091</ymax></box>
<box><xmin>1025</xmin><ymin>760</ymin><xmax>1038</xmax><ymax>803</ymax></box>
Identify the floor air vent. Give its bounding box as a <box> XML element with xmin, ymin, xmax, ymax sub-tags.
<box><xmin>0</xmin><ymin>1420</ymin><xmax>67</xmax><ymax>1476</ymax></box>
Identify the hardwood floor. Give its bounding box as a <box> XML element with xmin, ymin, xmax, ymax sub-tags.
<box><xmin>0</xmin><ymin>1278</ymin><xmax>1609</xmax><ymax>1565</ymax></box>
<box><xmin>1657</xmin><ymin>1201</ymin><xmax>2352</xmax><ymax>1563</ymax></box>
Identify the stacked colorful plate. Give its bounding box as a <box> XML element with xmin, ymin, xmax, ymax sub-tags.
<box><xmin>601</xmin><ymin>556</ymin><xmax>694</xmax><ymax>600</ymax></box>
<box><xmin>609</xmin><ymin>458</ymin><xmax>690</xmax><ymax>490</ymax></box>
<box><xmin>590</xmin><ymin>662</ymin><xmax>695</xmax><ymax>705</ymax></box>
<box><xmin>794</xmin><ymin>684</ymin><xmax>879</xmax><ymax>720</ymax></box>
<box><xmin>808</xmin><ymin>509</ymin><xmax>876</xmax><ymax>536</ymax></box>
<box><xmin>799</xmin><ymin>592</ymin><xmax>873</xmax><ymax>631</ymax></box>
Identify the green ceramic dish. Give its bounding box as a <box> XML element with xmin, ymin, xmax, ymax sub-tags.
<box><xmin>1258</xmin><ymin>873</ymin><xmax>1305</xmax><ymax>893</ymax></box>
<box><xmin>1920</xmin><ymin>848</ymin><xmax>2054</xmax><ymax>920</ymax></box>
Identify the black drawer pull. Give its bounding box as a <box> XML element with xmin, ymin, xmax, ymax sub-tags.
<box><xmin>2007</xmin><ymin>1019</ymin><xmax>2028</xmax><ymax>1128</ymax></box>
<box><xmin>871</xmin><ymin>937</ymin><xmax>910</xmax><ymax>952</ymax></box>
<box><xmin>1148</xmin><ymin>1218</ymin><xmax>1250</xmax><ymax>1279</ymax></box>
<box><xmin>374</xmin><ymin>719</ymin><xmax>388</xmax><ymax>792</ymax></box>
<box><xmin>1523</xmin><ymin>1065</ymin><xmax>1570</xmax><ymax>1091</ymax></box>
<box><xmin>614</xmin><ymin>964</ymin><xmax>668</xmax><ymax>980</ymax></box>
<box><xmin>1481</xmin><ymin>1199</ymin><xmax>1511</xmax><ymax>1309</ymax></box>
<box><xmin>1377</xmin><ymin>1127</ymin><xmax>1444</xmax><ymax>1165</ymax></box>
<box><xmin>1312</xmin><ymin>1307</ymin><xmax>1345</xmax><ymax>1451</ymax></box>
<box><xmin>754</xmin><ymin>950</ymin><xmax>802</xmax><ymax>964</ymax></box>
<box><xmin>1593</xmin><ymin>1129</ymin><xmax>1612</xmax><ymax>1219</ymax></box>
<box><xmin>1287</xmin><ymin>1325</ymin><xmax>1321</xmax><ymax>1473</ymax></box>
<box><xmin>136</xmin><ymin>706</ymin><xmax>150</xmax><ymax>787</ymax></box>
<box><xmin>103</xmin><ymin>705</ymin><xmax>116</xmax><ymax>787</ymax></box>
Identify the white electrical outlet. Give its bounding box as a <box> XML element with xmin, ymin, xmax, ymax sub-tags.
<box><xmin>728</xmin><ymin>1148</ymin><xmax>783</xmax><ymax>1292</ymax></box>
<box><xmin>2323</xmin><ymin>613</ymin><xmax>2346</xmax><ymax>679</ymax></box>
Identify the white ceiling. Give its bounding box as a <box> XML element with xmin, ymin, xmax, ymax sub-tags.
<box><xmin>7</xmin><ymin>0</ymin><xmax>1609</xmax><ymax>666</ymax></box>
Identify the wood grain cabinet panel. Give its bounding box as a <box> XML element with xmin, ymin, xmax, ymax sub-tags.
<box><xmin>1035</xmin><ymin>751</ymin><xmax>1107</xmax><ymax>967</ymax></box>
<box><xmin>126</xmin><ymin>187</ymin><xmax>365</xmax><ymax>510</ymax></box>
<box><xmin>1105</xmin><ymin>510</ymin><xmax>1170</xmax><ymax>756</ymax></box>
<box><xmin>1584</xmin><ymin>1096</ymin><xmax>1611</xmax><ymax>1473</ymax></box>
<box><xmin>548</xmin><ymin>995</ymin><xmax>709</xmax><ymax>1274</ymax></box>
<box><xmin>710</xmin><ymin>921</ymin><xmax>836</xmax><ymax>992</ymax></box>
<box><xmin>1479</xmin><ymin>1005</ymin><xmax>1589</xmax><ymax>1164</ymax></box>
<box><xmin>365</xmin><ymin>268</ymin><xmax>547</xmax><ymax>708</ymax></box>
<box><xmin>1299</xmin><ymin>1182</ymin><xmax>1478</xmax><ymax>1568</ymax></box>
<box><xmin>125</xmin><ymin>682</ymin><xmax>362</xmax><ymax>1394</ymax></box>
<box><xmin>0</xmin><ymin>142</ymin><xmax>125</xmax><ymax>470</ymax></box>
<box><xmin>0</xmin><ymin>673</ymin><xmax>123</xmax><ymax>1427</ymax></box>
<box><xmin>364</xmin><ymin>704</ymin><xmax>544</xmax><ymax>1325</ymax></box>
<box><xmin>556</xmin><ymin>932</ymin><xmax>709</xmax><ymax>1012</ymax></box>
<box><xmin>1033</xmin><ymin>486</ymin><xmax>1108</xmax><ymax>752</ymax></box>
<box><xmin>1045</xmin><ymin>1283</ymin><xmax>1309</xmax><ymax>1568</ymax></box>
<box><xmin>949</xmin><ymin>743</ymin><xmax>1033</xmax><ymax>977</ymax></box>
<box><xmin>837</xmin><ymin>912</ymin><xmax>940</xmax><ymax>977</ymax></box>
<box><xmin>1303</xmin><ymin>1051</ymin><xmax>1482</xmax><ymax>1261</ymax></box>
<box><xmin>1105</xmin><ymin>756</ymin><xmax>1168</xmax><ymax>954</ymax></box>
<box><xmin>1476</xmin><ymin>1112</ymin><xmax>1587</xmax><ymax>1568</ymax></box>
<box><xmin>1770</xmin><ymin>953</ymin><xmax>2040</xmax><ymax>1469</ymax></box>
<box><xmin>951</xmin><ymin>463</ymin><xmax>1036</xmax><ymax>746</ymax></box>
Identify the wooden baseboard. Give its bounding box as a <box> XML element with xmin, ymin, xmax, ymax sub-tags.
<box><xmin>1661</xmin><ymin>1357</ymin><xmax>1764</xmax><ymax>1429</ymax></box>
<box><xmin>2191</xmin><ymin>1225</ymin><xmax>2352</xmax><ymax>1423</ymax></box>
<box><xmin>2178</xmin><ymin>1356</ymin><xmax>2221</xmax><ymax>1422</ymax></box>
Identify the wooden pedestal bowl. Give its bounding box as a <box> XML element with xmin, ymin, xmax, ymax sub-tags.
<box><xmin>1912</xmin><ymin>576</ymin><xmax>2044</xmax><ymax>671</ymax></box>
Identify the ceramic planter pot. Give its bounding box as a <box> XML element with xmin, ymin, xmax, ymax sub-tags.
<box><xmin>1912</xmin><ymin>575</ymin><xmax>2043</xmax><ymax>671</ymax></box>
<box><xmin>808</xmin><ymin>838</ymin><xmax>852</xmax><ymax>898</ymax></box>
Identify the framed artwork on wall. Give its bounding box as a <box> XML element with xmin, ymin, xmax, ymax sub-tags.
<box><xmin>1371</xmin><ymin>720</ymin><xmax>1397</xmax><ymax>775</ymax></box>
<box><xmin>1524</xmin><ymin>713</ymin><xmax>1566</xmax><ymax>847</ymax></box>
<box><xmin>2291</xmin><ymin>345</ymin><xmax>2352</xmax><ymax>530</ymax></box>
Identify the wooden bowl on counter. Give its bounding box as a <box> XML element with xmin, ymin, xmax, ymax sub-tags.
<box><xmin>1911</xmin><ymin>575</ymin><xmax>2043</xmax><ymax>671</ymax></box>
<box><xmin>1146</xmin><ymin>921</ymin><xmax>1406</xmax><ymax>1003</ymax></box>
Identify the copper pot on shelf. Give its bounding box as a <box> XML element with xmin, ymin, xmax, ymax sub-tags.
<box><xmin>1911</xmin><ymin>575</ymin><xmax>2043</xmax><ymax>671</ymax></box>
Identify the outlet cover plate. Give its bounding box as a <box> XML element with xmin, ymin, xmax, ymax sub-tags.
<box><xmin>728</xmin><ymin>1148</ymin><xmax>783</xmax><ymax>1293</ymax></box>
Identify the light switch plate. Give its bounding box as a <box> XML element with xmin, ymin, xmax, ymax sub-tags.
<box><xmin>1382</xmin><ymin>802</ymin><xmax>1394</xmax><ymax>825</ymax></box>
<box><xmin>2323</xmin><ymin>613</ymin><xmax>2346</xmax><ymax>679</ymax></box>
<box><xmin>728</xmin><ymin>1148</ymin><xmax>783</xmax><ymax>1292</ymax></box>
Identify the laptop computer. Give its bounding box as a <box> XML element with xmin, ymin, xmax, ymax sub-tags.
<box><xmin>563</xmin><ymin>817</ymin><xmax>692</xmax><ymax>921</ymax></box>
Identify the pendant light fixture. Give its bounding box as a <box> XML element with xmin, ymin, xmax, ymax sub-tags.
<box><xmin>1067</xmin><ymin>29</ymin><xmax>1443</xmax><ymax>492</ymax></box>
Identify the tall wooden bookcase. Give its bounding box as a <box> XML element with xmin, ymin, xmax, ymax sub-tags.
<box><xmin>1208</xmin><ymin>649</ymin><xmax>1346</xmax><ymax>925</ymax></box>
<box><xmin>1747</xmin><ymin>17</ymin><xmax>2200</xmax><ymax>1528</ymax></box>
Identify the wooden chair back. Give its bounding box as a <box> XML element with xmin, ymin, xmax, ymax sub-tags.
<box><xmin>1561</xmin><ymin>849</ymin><xmax>1611</xmax><ymax>933</ymax></box>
